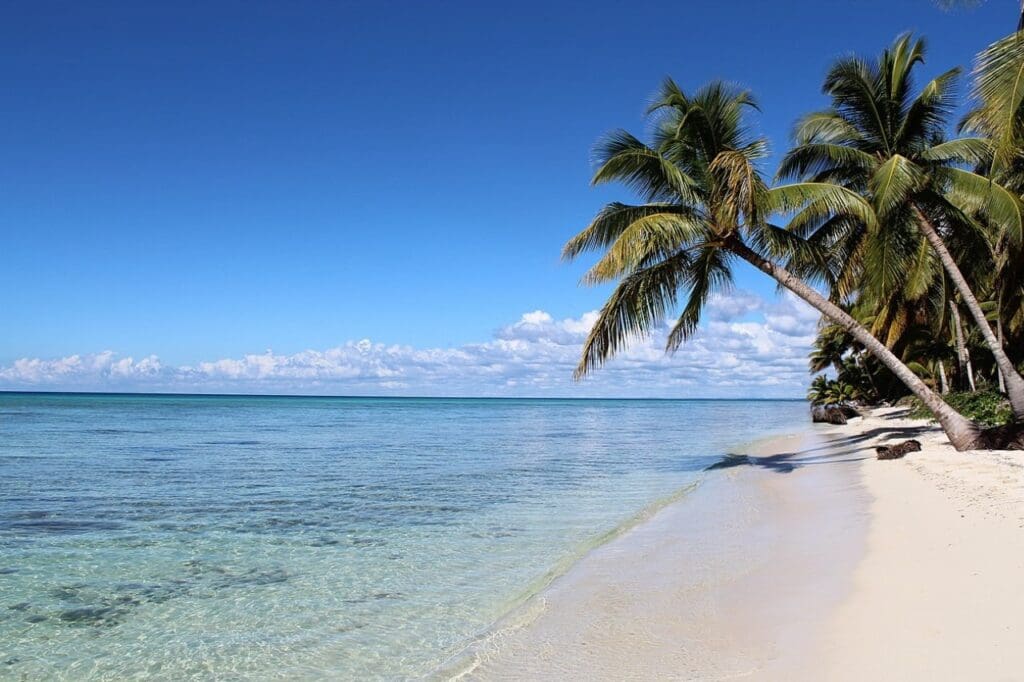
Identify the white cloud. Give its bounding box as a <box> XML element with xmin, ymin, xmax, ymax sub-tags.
<box><xmin>0</xmin><ymin>290</ymin><xmax>820</xmax><ymax>398</ymax></box>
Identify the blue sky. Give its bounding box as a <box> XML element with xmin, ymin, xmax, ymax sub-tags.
<box><xmin>0</xmin><ymin>1</ymin><xmax>1016</xmax><ymax>396</ymax></box>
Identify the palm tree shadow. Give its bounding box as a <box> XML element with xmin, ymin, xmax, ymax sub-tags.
<box><xmin>707</xmin><ymin>419</ymin><xmax>935</xmax><ymax>474</ymax></box>
<box><xmin>708</xmin><ymin>449</ymin><xmax>872</xmax><ymax>474</ymax></box>
<box><xmin>709</xmin><ymin>453</ymin><xmax>804</xmax><ymax>473</ymax></box>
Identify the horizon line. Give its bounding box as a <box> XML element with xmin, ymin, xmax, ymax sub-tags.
<box><xmin>0</xmin><ymin>389</ymin><xmax>807</xmax><ymax>402</ymax></box>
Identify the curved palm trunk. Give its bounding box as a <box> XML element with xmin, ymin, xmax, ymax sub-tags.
<box><xmin>728</xmin><ymin>239</ymin><xmax>982</xmax><ymax>450</ymax></box>
<box><xmin>912</xmin><ymin>205</ymin><xmax>1024</xmax><ymax>419</ymax></box>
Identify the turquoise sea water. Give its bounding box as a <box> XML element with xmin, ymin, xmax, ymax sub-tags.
<box><xmin>0</xmin><ymin>393</ymin><xmax>807</xmax><ymax>680</ymax></box>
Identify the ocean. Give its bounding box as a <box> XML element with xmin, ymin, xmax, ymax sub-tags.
<box><xmin>0</xmin><ymin>393</ymin><xmax>807</xmax><ymax>679</ymax></box>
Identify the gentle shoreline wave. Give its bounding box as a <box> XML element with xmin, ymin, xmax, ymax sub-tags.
<box><xmin>433</xmin><ymin>478</ymin><xmax>706</xmax><ymax>680</ymax></box>
<box><xmin>435</xmin><ymin>427</ymin><xmax>814</xmax><ymax>680</ymax></box>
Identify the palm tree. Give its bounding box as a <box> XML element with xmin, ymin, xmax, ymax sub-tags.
<box><xmin>778</xmin><ymin>34</ymin><xmax>1024</xmax><ymax>419</ymax></box>
<box><xmin>969</xmin><ymin>31</ymin><xmax>1024</xmax><ymax>172</ymax></box>
<box><xmin>809</xmin><ymin>323</ymin><xmax>850</xmax><ymax>375</ymax></box>
<box><xmin>564</xmin><ymin>79</ymin><xmax>985</xmax><ymax>449</ymax></box>
<box><xmin>807</xmin><ymin>375</ymin><xmax>833</xmax><ymax>405</ymax></box>
<box><xmin>967</xmin><ymin>35</ymin><xmax>1024</xmax><ymax>363</ymax></box>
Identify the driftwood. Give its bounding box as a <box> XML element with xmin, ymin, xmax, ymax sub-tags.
<box><xmin>812</xmin><ymin>405</ymin><xmax>859</xmax><ymax>425</ymax></box>
<box><xmin>875</xmin><ymin>439</ymin><xmax>922</xmax><ymax>460</ymax></box>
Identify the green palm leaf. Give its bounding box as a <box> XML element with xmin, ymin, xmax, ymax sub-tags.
<box><xmin>969</xmin><ymin>31</ymin><xmax>1024</xmax><ymax>174</ymax></box>
<box><xmin>768</xmin><ymin>182</ymin><xmax>878</xmax><ymax>232</ymax></box>
<box><xmin>574</xmin><ymin>252</ymin><xmax>692</xmax><ymax>378</ymax></box>
<box><xmin>918</xmin><ymin>137</ymin><xmax>992</xmax><ymax>165</ymax></box>
<box><xmin>666</xmin><ymin>247</ymin><xmax>733</xmax><ymax>351</ymax></box>
<box><xmin>941</xmin><ymin>167</ymin><xmax>1024</xmax><ymax>243</ymax></box>
<box><xmin>582</xmin><ymin>212</ymin><xmax>711</xmax><ymax>284</ymax></box>
<box><xmin>562</xmin><ymin>202</ymin><xmax>687</xmax><ymax>261</ymax></box>
<box><xmin>776</xmin><ymin>143</ymin><xmax>876</xmax><ymax>182</ymax></box>
<box><xmin>868</xmin><ymin>154</ymin><xmax>926</xmax><ymax>220</ymax></box>
<box><xmin>592</xmin><ymin>131</ymin><xmax>702</xmax><ymax>204</ymax></box>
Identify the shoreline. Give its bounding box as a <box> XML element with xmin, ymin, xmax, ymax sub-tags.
<box><xmin>433</xmin><ymin>423</ymin><xmax>822</xmax><ymax>681</ymax></box>
<box><xmin>460</xmin><ymin>408</ymin><xmax>1024</xmax><ymax>680</ymax></box>
<box><xmin>456</xmin><ymin>426</ymin><xmax>871</xmax><ymax>679</ymax></box>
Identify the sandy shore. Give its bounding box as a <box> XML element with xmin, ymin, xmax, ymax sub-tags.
<box><xmin>809</xmin><ymin>407</ymin><xmax>1024</xmax><ymax>681</ymax></box>
<box><xmin>462</xmin><ymin>408</ymin><xmax>1024</xmax><ymax>680</ymax></box>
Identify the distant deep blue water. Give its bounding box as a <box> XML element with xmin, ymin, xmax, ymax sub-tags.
<box><xmin>0</xmin><ymin>393</ymin><xmax>807</xmax><ymax>679</ymax></box>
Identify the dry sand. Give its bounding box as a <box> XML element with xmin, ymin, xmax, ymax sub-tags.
<box><xmin>461</xmin><ymin>408</ymin><xmax>1024</xmax><ymax>681</ymax></box>
<box><xmin>810</xmin><ymin>407</ymin><xmax>1024</xmax><ymax>682</ymax></box>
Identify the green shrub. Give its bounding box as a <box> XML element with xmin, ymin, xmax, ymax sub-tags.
<box><xmin>904</xmin><ymin>390</ymin><xmax>1013</xmax><ymax>426</ymax></box>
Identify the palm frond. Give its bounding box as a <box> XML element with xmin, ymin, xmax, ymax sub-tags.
<box><xmin>918</xmin><ymin>137</ymin><xmax>992</xmax><ymax>166</ymax></box>
<box><xmin>776</xmin><ymin>143</ymin><xmax>876</xmax><ymax>182</ymax></box>
<box><xmin>941</xmin><ymin>167</ymin><xmax>1024</xmax><ymax>243</ymax></box>
<box><xmin>868</xmin><ymin>154</ymin><xmax>926</xmax><ymax>220</ymax></box>
<box><xmin>896</xmin><ymin>67</ymin><xmax>960</xmax><ymax>149</ymax></box>
<box><xmin>582</xmin><ymin>212</ymin><xmax>710</xmax><ymax>284</ymax></box>
<box><xmin>666</xmin><ymin>246</ymin><xmax>733</xmax><ymax>351</ymax></box>
<box><xmin>709</xmin><ymin>149</ymin><xmax>769</xmax><ymax>225</ymax></box>
<box><xmin>592</xmin><ymin>131</ymin><xmax>702</xmax><ymax>204</ymax></box>
<box><xmin>792</xmin><ymin>110</ymin><xmax>865</xmax><ymax>145</ymax></box>
<box><xmin>574</xmin><ymin>252</ymin><xmax>692</xmax><ymax>378</ymax></box>
<box><xmin>968</xmin><ymin>31</ymin><xmax>1024</xmax><ymax>174</ymax></box>
<box><xmin>768</xmin><ymin>182</ymin><xmax>878</xmax><ymax>232</ymax></box>
<box><xmin>563</xmin><ymin>203</ymin><xmax>683</xmax><ymax>261</ymax></box>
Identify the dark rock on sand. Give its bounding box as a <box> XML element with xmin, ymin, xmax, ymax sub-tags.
<box><xmin>876</xmin><ymin>439</ymin><xmax>922</xmax><ymax>460</ymax></box>
<box><xmin>812</xmin><ymin>405</ymin><xmax>859</xmax><ymax>425</ymax></box>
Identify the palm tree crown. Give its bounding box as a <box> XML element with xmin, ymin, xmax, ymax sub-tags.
<box><xmin>563</xmin><ymin>80</ymin><xmax>869</xmax><ymax>377</ymax></box>
<box><xmin>778</xmin><ymin>33</ymin><xmax>1024</xmax><ymax>418</ymax></box>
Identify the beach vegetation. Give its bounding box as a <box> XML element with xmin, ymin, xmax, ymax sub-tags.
<box><xmin>903</xmin><ymin>389</ymin><xmax>1013</xmax><ymax>426</ymax></box>
<box><xmin>779</xmin><ymin>34</ymin><xmax>1024</xmax><ymax>419</ymax></box>
<box><xmin>563</xmin><ymin>78</ymin><xmax>990</xmax><ymax>449</ymax></box>
<box><xmin>806</xmin><ymin>376</ymin><xmax>861</xmax><ymax>407</ymax></box>
<box><xmin>564</xmin><ymin>27</ymin><xmax>1024</xmax><ymax>450</ymax></box>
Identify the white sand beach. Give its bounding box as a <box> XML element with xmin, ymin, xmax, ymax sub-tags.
<box><xmin>465</xmin><ymin>408</ymin><xmax>1024</xmax><ymax>681</ymax></box>
<box><xmin>811</xmin><ymin>408</ymin><xmax>1024</xmax><ymax>681</ymax></box>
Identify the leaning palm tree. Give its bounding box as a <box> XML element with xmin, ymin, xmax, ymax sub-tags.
<box><xmin>564</xmin><ymin>79</ymin><xmax>986</xmax><ymax>449</ymax></box>
<box><xmin>778</xmin><ymin>34</ymin><xmax>1024</xmax><ymax>419</ymax></box>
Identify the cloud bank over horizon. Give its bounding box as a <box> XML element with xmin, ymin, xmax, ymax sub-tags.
<box><xmin>0</xmin><ymin>291</ymin><xmax>820</xmax><ymax>398</ymax></box>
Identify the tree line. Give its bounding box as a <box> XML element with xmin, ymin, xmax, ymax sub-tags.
<box><xmin>564</xmin><ymin>31</ymin><xmax>1024</xmax><ymax>450</ymax></box>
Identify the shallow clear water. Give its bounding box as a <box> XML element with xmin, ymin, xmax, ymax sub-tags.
<box><xmin>0</xmin><ymin>393</ymin><xmax>807</xmax><ymax>680</ymax></box>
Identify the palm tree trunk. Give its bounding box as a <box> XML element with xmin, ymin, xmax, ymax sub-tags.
<box><xmin>998</xmin><ymin>316</ymin><xmax>1006</xmax><ymax>394</ymax></box>
<box><xmin>912</xmin><ymin>204</ymin><xmax>1024</xmax><ymax>418</ymax></box>
<box><xmin>950</xmin><ymin>301</ymin><xmax>976</xmax><ymax>392</ymax></box>
<box><xmin>938</xmin><ymin>359</ymin><xmax>949</xmax><ymax>395</ymax></box>
<box><xmin>728</xmin><ymin>239</ymin><xmax>981</xmax><ymax>450</ymax></box>
<box><xmin>951</xmin><ymin>301</ymin><xmax>967</xmax><ymax>390</ymax></box>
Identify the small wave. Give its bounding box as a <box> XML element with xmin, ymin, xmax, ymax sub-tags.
<box><xmin>431</xmin><ymin>477</ymin><xmax>706</xmax><ymax>680</ymax></box>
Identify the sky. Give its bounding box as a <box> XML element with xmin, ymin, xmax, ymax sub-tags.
<box><xmin>0</xmin><ymin>0</ymin><xmax>1017</xmax><ymax>397</ymax></box>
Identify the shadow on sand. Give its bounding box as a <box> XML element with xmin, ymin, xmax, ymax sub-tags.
<box><xmin>708</xmin><ymin>409</ymin><xmax>935</xmax><ymax>475</ymax></box>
